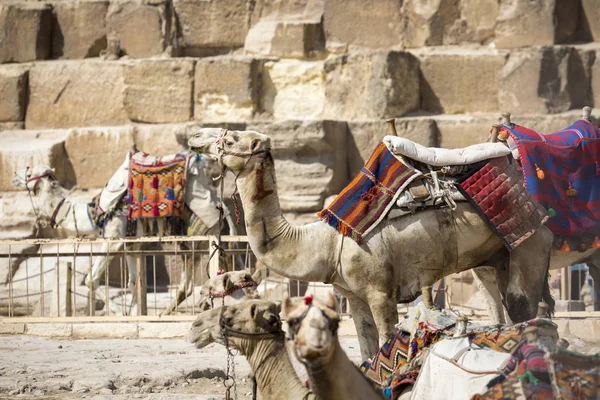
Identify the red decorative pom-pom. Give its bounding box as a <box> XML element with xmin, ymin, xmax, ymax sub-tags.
<box><xmin>560</xmin><ymin>240</ymin><xmax>571</xmax><ymax>253</ymax></box>
<box><xmin>304</xmin><ymin>294</ymin><xmax>314</xmax><ymax>305</ymax></box>
<box><xmin>593</xmin><ymin>237</ymin><xmax>600</xmax><ymax>249</ymax></box>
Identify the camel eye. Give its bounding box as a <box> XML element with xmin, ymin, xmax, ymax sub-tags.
<box><xmin>251</xmin><ymin>139</ymin><xmax>260</xmax><ymax>151</ymax></box>
<box><xmin>225</xmin><ymin>140</ymin><xmax>234</xmax><ymax>147</ymax></box>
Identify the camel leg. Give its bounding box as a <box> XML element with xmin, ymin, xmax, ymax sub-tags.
<box><xmin>365</xmin><ymin>290</ymin><xmax>399</xmax><ymax>347</ymax></box>
<box><xmin>585</xmin><ymin>258</ymin><xmax>600</xmax><ymax>311</ymax></box>
<box><xmin>503</xmin><ymin>227</ymin><xmax>553</xmax><ymax>322</ymax></box>
<box><xmin>336</xmin><ymin>287</ymin><xmax>379</xmax><ymax>361</ymax></box>
<box><xmin>162</xmin><ymin>244</ymin><xmax>194</xmax><ymax>315</ymax></box>
<box><xmin>471</xmin><ymin>267</ymin><xmax>507</xmax><ymax>324</ymax></box>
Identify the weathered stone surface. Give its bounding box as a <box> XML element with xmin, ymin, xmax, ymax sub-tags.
<box><xmin>324</xmin><ymin>51</ymin><xmax>419</xmax><ymax>120</ymax></box>
<box><xmin>51</xmin><ymin>0</ymin><xmax>108</xmax><ymax>59</ymax></box>
<box><xmin>123</xmin><ymin>59</ymin><xmax>194</xmax><ymax>124</ymax></box>
<box><xmin>435</xmin><ymin>114</ymin><xmax>501</xmax><ymax>149</ymax></box>
<box><xmin>64</xmin><ymin>126</ymin><xmax>135</xmax><ymax>189</ymax></box>
<box><xmin>138</xmin><ymin>322</ymin><xmax>190</xmax><ymax>338</ymax></box>
<box><xmin>555</xmin><ymin>0</ymin><xmax>580</xmax><ymax>44</ymax></box>
<box><xmin>0</xmin><ymin>122</ymin><xmax>23</xmax><ymax>131</ymax></box>
<box><xmin>26</xmin><ymin>61</ymin><xmax>128</xmax><ymax>129</ymax></box>
<box><xmin>251</xmin><ymin>0</ymin><xmax>323</xmax><ymax>23</ymax></box>
<box><xmin>245</xmin><ymin>20</ymin><xmax>324</xmax><ymax>58</ymax></box>
<box><xmin>134</xmin><ymin>124</ymin><xmax>185</xmax><ymax>157</ymax></box>
<box><xmin>592</xmin><ymin>48</ymin><xmax>600</xmax><ymax>110</ymax></box>
<box><xmin>457</xmin><ymin>0</ymin><xmax>499</xmax><ymax>44</ymax></box>
<box><xmin>195</xmin><ymin>57</ymin><xmax>260</xmax><ymax>122</ymax></box>
<box><xmin>72</xmin><ymin>323</ymin><xmax>138</xmax><ymax>339</ymax></box>
<box><xmin>263</xmin><ymin>60</ymin><xmax>325</xmax><ymax>120</ymax></box>
<box><xmin>517</xmin><ymin>110</ymin><xmax>589</xmax><ymax>134</ymax></box>
<box><xmin>0</xmin><ymin>65</ymin><xmax>28</xmax><ymax>122</ymax></box>
<box><xmin>416</xmin><ymin>47</ymin><xmax>506</xmax><ymax>114</ymax></box>
<box><xmin>0</xmin><ymin>3</ymin><xmax>52</xmax><ymax>63</ymax></box>
<box><xmin>581</xmin><ymin>0</ymin><xmax>600</xmax><ymax>42</ymax></box>
<box><xmin>323</xmin><ymin>0</ymin><xmax>403</xmax><ymax>49</ymax></box>
<box><xmin>495</xmin><ymin>0</ymin><xmax>555</xmax><ymax>48</ymax></box>
<box><xmin>173</xmin><ymin>0</ymin><xmax>250</xmax><ymax>56</ymax></box>
<box><xmin>0</xmin><ymin>131</ymin><xmax>71</xmax><ymax>191</ymax></box>
<box><xmin>499</xmin><ymin>47</ymin><xmax>589</xmax><ymax>114</ymax></box>
<box><xmin>402</xmin><ymin>0</ymin><xmax>460</xmax><ymax>47</ymax></box>
<box><xmin>246</xmin><ymin>120</ymin><xmax>348</xmax><ymax>212</ymax></box>
<box><xmin>347</xmin><ymin>118</ymin><xmax>439</xmax><ymax>177</ymax></box>
<box><xmin>106</xmin><ymin>0</ymin><xmax>169</xmax><ymax>58</ymax></box>
<box><xmin>26</xmin><ymin>323</ymin><xmax>72</xmax><ymax>338</ymax></box>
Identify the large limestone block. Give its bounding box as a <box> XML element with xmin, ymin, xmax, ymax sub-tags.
<box><xmin>435</xmin><ymin>114</ymin><xmax>500</xmax><ymax>149</ymax></box>
<box><xmin>245</xmin><ymin>20</ymin><xmax>324</xmax><ymax>58</ymax></box>
<box><xmin>195</xmin><ymin>57</ymin><xmax>260</xmax><ymax>122</ymax></box>
<box><xmin>517</xmin><ymin>110</ymin><xmax>591</xmax><ymax>134</ymax></box>
<box><xmin>0</xmin><ymin>3</ymin><xmax>52</xmax><ymax>63</ymax></box>
<box><xmin>106</xmin><ymin>0</ymin><xmax>169</xmax><ymax>58</ymax></box>
<box><xmin>133</xmin><ymin>123</ymin><xmax>190</xmax><ymax>156</ymax></box>
<box><xmin>123</xmin><ymin>59</ymin><xmax>194</xmax><ymax>124</ymax></box>
<box><xmin>0</xmin><ymin>131</ymin><xmax>70</xmax><ymax>191</ymax></box>
<box><xmin>499</xmin><ymin>47</ymin><xmax>589</xmax><ymax>114</ymax></box>
<box><xmin>581</xmin><ymin>1</ymin><xmax>600</xmax><ymax>42</ymax></box>
<box><xmin>0</xmin><ymin>65</ymin><xmax>28</xmax><ymax>122</ymax></box>
<box><xmin>495</xmin><ymin>0</ymin><xmax>555</xmax><ymax>48</ymax></box>
<box><xmin>250</xmin><ymin>0</ymin><xmax>323</xmax><ymax>22</ymax></box>
<box><xmin>417</xmin><ymin>48</ymin><xmax>506</xmax><ymax>114</ymax></box>
<box><xmin>26</xmin><ymin>61</ymin><xmax>128</xmax><ymax>129</ymax></box>
<box><xmin>263</xmin><ymin>60</ymin><xmax>325</xmax><ymax>120</ymax></box>
<box><xmin>324</xmin><ymin>51</ymin><xmax>419</xmax><ymax>120</ymax></box>
<box><xmin>592</xmin><ymin>49</ymin><xmax>600</xmax><ymax>109</ymax></box>
<box><xmin>173</xmin><ymin>0</ymin><xmax>251</xmax><ymax>56</ymax></box>
<box><xmin>323</xmin><ymin>0</ymin><xmax>403</xmax><ymax>49</ymax></box>
<box><xmin>0</xmin><ymin>122</ymin><xmax>23</xmax><ymax>131</ymax></box>
<box><xmin>402</xmin><ymin>0</ymin><xmax>460</xmax><ymax>47</ymax></box>
<box><xmin>458</xmin><ymin>0</ymin><xmax>499</xmax><ymax>43</ymax></box>
<box><xmin>246</xmin><ymin>120</ymin><xmax>348</xmax><ymax>212</ymax></box>
<box><xmin>64</xmin><ymin>126</ymin><xmax>135</xmax><ymax>189</ymax></box>
<box><xmin>51</xmin><ymin>0</ymin><xmax>109</xmax><ymax>59</ymax></box>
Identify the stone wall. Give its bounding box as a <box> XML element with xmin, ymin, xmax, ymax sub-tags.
<box><xmin>1</xmin><ymin>0</ymin><xmax>600</xmax><ymax>221</ymax></box>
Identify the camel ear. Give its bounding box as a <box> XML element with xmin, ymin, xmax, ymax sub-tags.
<box><xmin>326</xmin><ymin>292</ymin><xmax>338</xmax><ymax>311</ymax></box>
<box><xmin>282</xmin><ymin>296</ymin><xmax>294</xmax><ymax>318</ymax></box>
<box><xmin>251</xmin><ymin>268</ymin><xmax>263</xmax><ymax>285</ymax></box>
<box><xmin>273</xmin><ymin>301</ymin><xmax>282</xmax><ymax>317</ymax></box>
<box><xmin>222</xmin><ymin>274</ymin><xmax>234</xmax><ymax>292</ymax></box>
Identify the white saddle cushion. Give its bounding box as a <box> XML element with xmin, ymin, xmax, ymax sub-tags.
<box><xmin>383</xmin><ymin>136</ymin><xmax>511</xmax><ymax>167</ymax></box>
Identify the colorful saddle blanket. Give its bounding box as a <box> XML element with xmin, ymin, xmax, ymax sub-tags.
<box><xmin>458</xmin><ymin>156</ymin><xmax>549</xmax><ymax>250</ymax></box>
<box><xmin>128</xmin><ymin>153</ymin><xmax>188</xmax><ymax>219</ymax></box>
<box><xmin>318</xmin><ymin>143</ymin><xmax>421</xmax><ymax>243</ymax></box>
<box><xmin>502</xmin><ymin>119</ymin><xmax>600</xmax><ymax>240</ymax></box>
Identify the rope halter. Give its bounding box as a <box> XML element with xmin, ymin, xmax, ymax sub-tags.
<box><xmin>286</xmin><ymin>295</ymin><xmax>340</xmax><ymax>342</ymax></box>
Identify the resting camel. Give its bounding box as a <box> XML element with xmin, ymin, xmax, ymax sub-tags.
<box><xmin>12</xmin><ymin>159</ymin><xmax>236</xmax><ymax>316</ymax></box>
<box><xmin>189</xmin><ymin>128</ymin><xmax>554</xmax><ymax>360</ymax></box>
<box><xmin>187</xmin><ymin>299</ymin><xmax>316</xmax><ymax>400</ymax></box>
<box><xmin>196</xmin><ymin>269</ymin><xmax>263</xmax><ymax>311</ymax></box>
<box><xmin>285</xmin><ymin>294</ymin><xmax>384</xmax><ymax>400</ymax></box>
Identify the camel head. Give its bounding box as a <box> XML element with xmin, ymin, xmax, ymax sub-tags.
<box><xmin>12</xmin><ymin>165</ymin><xmax>58</xmax><ymax>195</ymax></box>
<box><xmin>188</xmin><ymin>300</ymin><xmax>282</xmax><ymax>352</ymax></box>
<box><xmin>188</xmin><ymin>128</ymin><xmax>272</xmax><ymax>175</ymax></box>
<box><xmin>197</xmin><ymin>269</ymin><xmax>264</xmax><ymax>311</ymax></box>
<box><xmin>283</xmin><ymin>293</ymin><xmax>340</xmax><ymax>364</ymax></box>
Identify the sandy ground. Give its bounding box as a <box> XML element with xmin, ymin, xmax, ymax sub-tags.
<box><xmin>0</xmin><ymin>336</ymin><xmax>363</xmax><ymax>399</ymax></box>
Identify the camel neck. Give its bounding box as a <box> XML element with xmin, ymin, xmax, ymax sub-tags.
<box><xmin>246</xmin><ymin>339</ymin><xmax>315</xmax><ymax>400</ymax></box>
<box><xmin>234</xmin><ymin>160</ymin><xmax>338</xmax><ymax>282</ymax></box>
<box><xmin>304</xmin><ymin>341</ymin><xmax>382</xmax><ymax>400</ymax></box>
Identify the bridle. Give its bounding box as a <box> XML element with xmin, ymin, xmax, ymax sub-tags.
<box><xmin>208</xmin><ymin>281</ymin><xmax>258</xmax><ymax>308</ymax></box>
<box><xmin>286</xmin><ymin>297</ymin><xmax>340</xmax><ymax>342</ymax></box>
<box><xmin>19</xmin><ymin>167</ymin><xmax>69</xmax><ymax>232</ymax></box>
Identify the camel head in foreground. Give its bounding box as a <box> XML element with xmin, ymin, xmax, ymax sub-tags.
<box><xmin>197</xmin><ymin>269</ymin><xmax>263</xmax><ymax>311</ymax></box>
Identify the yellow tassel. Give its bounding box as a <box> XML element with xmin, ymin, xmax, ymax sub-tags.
<box><xmin>593</xmin><ymin>237</ymin><xmax>600</xmax><ymax>249</ymax></box>
<box><xmin>535</xmin><ymin>165</ymin><xmax>545</xmax><ymax>180</ymax></box>
<box><xmin>560</xmin><ymin>240</ymin><xmax>571</xmax><ymax>253</ymax></box>
<box><xmin>566</xmin><ymin>183</ymin><xmax>577</xmax><ymax>198</ymax></box>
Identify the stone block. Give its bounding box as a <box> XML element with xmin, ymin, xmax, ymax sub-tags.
<box><xmin>499</xmin><ymin>47</ymin><xmax>588</xmax><ymax>114</ymax></box>
<box><xmin>416</xmin><ymin>47</ymin><xmax>506</xmax><ymax>114</ymax></box>
<box><xmin>435</xmin><ymin>114</ymin><xmax>500</xmax><ymax>149</ymax></box>
<box><xmin>323</xmin><ymin>0</ymin><xmax>403</xmax><ymax>49</ymax></box>
<box><xmin>555</xmin><ymin>0</ymin><xmax>580</xmax><ymax>44</ymax></box>
<box><xmin>516</xmin><ymin>110</ymin><xmax>586</xmax><ymax>134</ymax></box>
<box><xmin>263</xmin><ymin>60</ymin><xmax>325</xmax><ymax>120</ymax></box>
<box><xmin>0</xmin><ymin>122</ymin><xmax>23</xmax><ymax>131</ymax></box>
<box><xmin>0</xmin><ymin>323</ymin><xmax>25</xmax><ymax>334</ymax></box>
<box><xmin>458</xmin><ymin>0</ymin><xmax>499</xmax><ymax>43</ymax></box>
<box><xmin>64</xmin><ymin>126</ymin><xmax>135</xmax><ymax>189</ymax></box>
<box><xmin>581</xmin><ymin>0</ymin><xmax>600</xmax><ymax>42</ymax></box>
<box><xmin>138</xmin><ymin>322</ymin><xmax>191</xmax><ymax>338</ymax></box>
<box><xmin>51</xmin><ymin>0</ymin><xmax>109</xmax><ymax>59</ymax></box>
<box><xmin>0</xmin><ymin>131</ymin><xmax>70</xmax><ymax>191</ymax></box>
<box><xmin>72</xmin><ymin>322</ymin><xmax>138</xmax><ymax>339</ymax></box>
<box><xmin>123</xmin><ymin>59</ymin><xmax>194</xmax><ymax>124</ymax></box>
<box><xmin>106</xmin><ymin>0</ymin><xmax>169</xmax><ymax>58</ymax></box>
<box><xmin>251</xmin><ymin>0</ymin><xmax>323</xmax><ymax>23</ymax></box>
<box><xmin>246</xmin><ymin>120</ymin><xmax>348</xmax><ymax>212</ymax></box>
<box><xmin>590</xmin><ymin>47</ymin><xmax>600</xmax><ymax>109</ymax></box>
<box><xmin>26</xmin><ymin>323</ymin><xmax>72</xmax><ymax>338</ymax></box>
<box><xmin>0</xmin><ymin>3</ymin><xmax>52</xmax><ymax>63</ymax></box>
<box><xmin>195</xmin><ymin>57</ymin><xmax>260</xmax><ymax>122</ymax></box>
<box><xmin>347</xmin><ymin>118</ymin><xmax>439</xmax><ymax>177</ymax></box>
<box><xmin>324</xmin><ymin>51</ymin><xmax>419</xmax><ymax>120</ymax></box>
<box><xmin>0</xmin><ymin>65</ymin><xmax>28</xmax><ymax>122</ymax></box>
<box><xmin>245</xmin><ymin>20</ymin><xmax>324</xmax><ymax>58</ymax></box>
<box><xmin>134</xmin><ymin>123</ymin><xmax>186</xmax><ymax>157</ymax></box>
<box><xmin>26</xmin><ymin>61</ymin><xmax>128</xmax><ymax>129</ymax></box>
<box><xmin>495</xmin><ymin>0</ymin><xmax>555</xmax><ymax>48</ymax></box>
<box><xmin>401</xmin><ymin>0</ymin><xmax>460</xmax><ymax>47</ymax></box>
<box><xmin>173</xmin><ymin>0</ymin><xmax>251</xmax><ymax>56</ymax></box>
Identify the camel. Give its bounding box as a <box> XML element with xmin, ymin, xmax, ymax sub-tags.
<box><xmin>196</xmin><ymin>268</ymin><xmax>263</xmax><ymax>311</ymax></box>
<box><xmin>284</xmin><ymin>294</ymin><xmax>384</xmax><ymax>400</ymax></box>
<box><xmin>11</xmin><ymin>159</ymin><xmax>236</xmax><ymax>316</ymax></box>
<box><xmin>187</xmin><ymin>299</ymin><xmax>316</xmax><ymax>400</ymax></box>
<box><xmin>188</xmin><ymin>127</ymin><xmax>554</xmax><ymax>360</ymax></box>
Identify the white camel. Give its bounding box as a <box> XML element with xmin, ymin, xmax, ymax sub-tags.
<box><xmin>188</xmin><ymin>128</ymin><xmax>554</xmax><ymax>360</ymax></box>
<box><xmin>12</xmin><ymin>154</ymin><xmax>236</xmax><ymax>316</ymax></box>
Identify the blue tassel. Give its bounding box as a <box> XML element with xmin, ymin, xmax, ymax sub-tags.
<box><xmin>383</xmin><ymin>387</ymin><xmax>392</xmax><ymax>399</ymax></box>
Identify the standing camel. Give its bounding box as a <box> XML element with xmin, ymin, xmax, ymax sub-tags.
<box><xmin>187</xmin><ymin>300</ymin><xmax>316</xmax><ymax>400</ymax></box>
<box><xmin>11</xmin><ymin>156</ymin><xmax>235</xmax><ymax>315</ymax></box>
<box><xmin>188</xmin><ymin>128</ymin><xmax>554</xmax><ymax>360</ymax></box>
<box><xmin>284</xmin><ymin>294</ymin><xmax>384</xmax><ymax>399</ymax></box>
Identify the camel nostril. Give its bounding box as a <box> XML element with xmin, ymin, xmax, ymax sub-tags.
<box><xmin>251</xmin><ymin>139</ymin><xmax>261</xmax><ymax>151</ymax></box>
